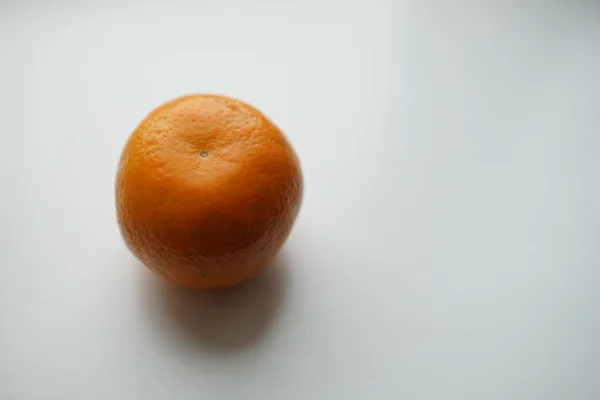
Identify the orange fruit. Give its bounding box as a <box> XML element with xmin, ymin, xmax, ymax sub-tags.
<box><xmin>116</xmin><ymin>94</ymin><xmax>302</xmax><ymax>289</ymax></box>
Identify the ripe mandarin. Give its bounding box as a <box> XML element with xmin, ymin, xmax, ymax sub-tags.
<box><xmin>116</xmin><ymin>95</ymin><xmax>302</xmax><ymax>289</ymax></box>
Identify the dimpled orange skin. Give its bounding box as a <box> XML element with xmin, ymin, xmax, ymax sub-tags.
<box><xmin>116</xmin><ymin>95</ymin><xmax>302</xmax><ymax>289</ymax></box>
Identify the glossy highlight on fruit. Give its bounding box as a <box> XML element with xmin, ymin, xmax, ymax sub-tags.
<box><xmin>116</xmin><ymin>94</ymin><xmax>302</xmax><ymax>289</ymax></box>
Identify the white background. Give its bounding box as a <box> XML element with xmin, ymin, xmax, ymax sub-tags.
<box><xmin>1</xmin><ymin>1</ymin><xmax>599</xmax><ymax>399</ymax></box>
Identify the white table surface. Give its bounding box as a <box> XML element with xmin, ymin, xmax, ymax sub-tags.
<box><xmin>1</xmin><ymin>1</ymin><xmax>599</xmax><ymax>399</ymax></box>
